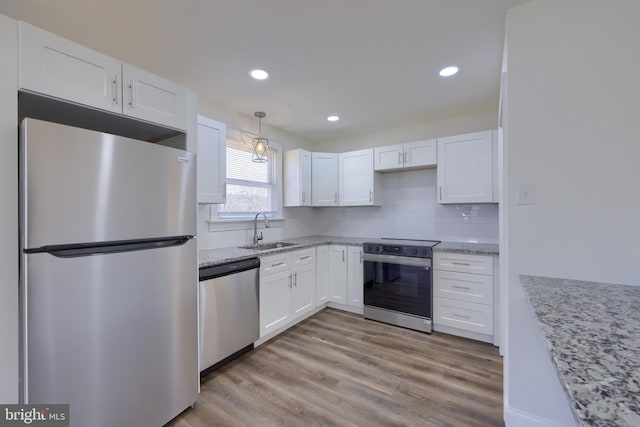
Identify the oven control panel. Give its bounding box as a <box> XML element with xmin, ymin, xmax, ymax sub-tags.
<box><xmin>363</xmin><ymin>243</ymin><xmax>434</xmax><ymax>258</ymax></box>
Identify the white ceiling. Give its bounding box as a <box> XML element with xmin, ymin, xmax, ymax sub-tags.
<box><xmin>0</xmin><ymin>0</ymin><xmax>529</xmax><ymax>142</ymax></box>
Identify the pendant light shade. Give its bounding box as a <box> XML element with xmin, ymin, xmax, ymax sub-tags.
<box><xmin>252</xmin><ymin>111</ymin><xmax>269</xmax><ymax>163</ymax></box>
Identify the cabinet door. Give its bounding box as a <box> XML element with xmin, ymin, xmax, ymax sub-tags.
<box><xmin>259</xmin><ymin>270</ymin><xmax>292</xmax><ymax>337</ymax></box>
<box><xmin>404</xmin><ymin>139</ymin><xmax>436</xmax><ymax>169</ymax></box>
<box><xmin>292</xmin><ymin>263</ymin><xmax>316</xmax><ymax>319</ymax></box>
<box><xmin>328</xmin><ymin>246</ymin><xmax>347</xmax><ymax>303</ymax></box>
<box><xmin>197</xmin><ymin>116</ymin><xmax>227</xmax><ymax>204</ymax></box>
<box><xmin>284</xmin><ymin>149</ymin><xmax>312</xmax><ymax>207</ymax></box>
<box><xmin>437</xmin><ymin>130</ymin><xmax>494</xmax><ymax>204</ymax></box>
<box><xmin>122</xmin><ymin>63</ymin><xmax>188</xmax><ymax>130</ymax></box>
<box><xmin>374</xmin><ymin>144</ymin><xmax>404</xmax><ymax>171</ymax></box>
<box><xmin>434</xmin><ymin>270</ymin><xmax>493</xmax><ymax>306</ymax></box>
<box><xmin>347</xmin><ymin>246</ymin><xmax>364</xmax><ymax>308</ymax></box>
<box><xmin>311</xmin><ymin>152</ymin><xmax>339</xmax><ymax>206</ymax></box>
<box><xmin>19</xmin><ymin>22</ymin><xmax>122</xmax><ymax>114</ymax></box>
<box><xmin>339</xmin><ymin>149</ymin><xmax>374</xmax><ymax>206</ymax></box>
<box><xmin>315</xmin><ymin>245</ymin><xmax>329</xmax><ymax>306</ymax></box>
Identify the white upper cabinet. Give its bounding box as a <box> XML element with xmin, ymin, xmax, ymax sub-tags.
<box><xmin>19</xmin><ymin>22</ymin><xmax>121</xmax><ymax>114</ymax></box>
<box><xmin>19</xmin><ymin>22</ymin><xmax>188</xmax><ymax>131</ymax></box>
<box><xmin>284</xmin><ymin>149</ymin><xmax>312</xmax><ymax>207</ymax></box>
<box><xmin>339</xmin><ymin>148</ymin><xmax>378</xmax><ymax>206</ymax></box>
<box><xmin>437</xmin><ymin>130</ymin><xmax>497</xmax><ymax>204</ymax></box>
<box><xmin>311</xmin><ymin>152</ymin><xmax>339</xmax><ymax>206</ymax></box>
<box><xmin>373</xmin><ymin>143</ymin><xmax>404</xmax><ymax>170</ymax></box>
<box><xmin>374</xmin><ymin>139</ymin><xmax>436</xmax><ymax>172</ymax></box>
<box><xmin>196</xmin><ymin>115</ymin><xmax>227</xmax><ymax>204</ymax></box>
<box><xmin>122</xmin><ymin>63</ymin><xmax>188</xmax><ymax>131</ymax></box>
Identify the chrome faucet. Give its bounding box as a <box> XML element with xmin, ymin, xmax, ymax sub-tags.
<box><xmin>253</xmin><ymin>212</ymin><xmax>270</xmax><ymax>245</ymax></box>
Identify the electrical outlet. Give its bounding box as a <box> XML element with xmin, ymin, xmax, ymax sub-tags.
<box><xmin>517</xmin><ymin>183</ymin><xmax>536</xmax><ymax>205</ymax></box>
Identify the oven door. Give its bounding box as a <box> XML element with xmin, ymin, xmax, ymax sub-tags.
<box><xmin>363</xmin><ymin>253</ymin><xmax>432</xmax><ymax>319</ymax></box>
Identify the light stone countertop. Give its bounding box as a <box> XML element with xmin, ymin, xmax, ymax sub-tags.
<box><xmin>198</xmin><ymin>235</ymin><xmax>367</xmax><ymax>269</ymax></box>
<box><xmin>521</xmin><ymin>275</ymin><xmax>640</xmax><ymax>427</ymax></box>
<box><xmin>199</xmin><ymin>236</ymin><xmax>498</xmax><ymax>269</ymax></box>
<box><xmin>433</xmin><ymin>241</ymin><xmax>499</xmax><ymax>256</ymax></box>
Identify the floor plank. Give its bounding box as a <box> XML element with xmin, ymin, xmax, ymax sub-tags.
<box><xmin>167</xmin><ymin>308</ymin><xmax>503</xmax><ymax>427</ymax></box>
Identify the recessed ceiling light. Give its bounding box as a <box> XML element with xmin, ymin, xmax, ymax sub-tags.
<box><xmin>250</xmin><ymin>69</ymin><xmax>269</xmax><ymax>80</ymax></box>
<box><xmin>439</xmin><ymin>66</ymin><xmax>459</xmax><ymax>77</ymax></box>
<box><xmin>327</xmin><ymin>115</ymin><xmax>340</xmax><ymax>122</ymax></box>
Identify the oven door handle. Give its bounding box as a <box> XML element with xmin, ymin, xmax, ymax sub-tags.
<box><xmin>362</xmin><ymin>253</ymin><xmax>431</xmax><ymax>268</ymax></box>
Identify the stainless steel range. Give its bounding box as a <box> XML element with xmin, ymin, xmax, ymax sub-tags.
<box><xmin>363</xmin><ymin>239</ymin><xmax>440</xmax><ymax>333</ymax></box>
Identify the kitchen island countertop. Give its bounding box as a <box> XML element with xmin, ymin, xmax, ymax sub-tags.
<box><xmin>521</xmin><ymin>275</ymin><xmax>640</xmax><ymax>427</ymax></box>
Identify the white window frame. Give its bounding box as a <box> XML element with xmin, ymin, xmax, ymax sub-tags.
<box><xmin>207</xmin><ymin>128</ymin><xmax>283</xmax><ymax>231</ymax></box>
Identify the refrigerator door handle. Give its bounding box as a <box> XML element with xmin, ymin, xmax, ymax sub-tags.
<box><xmin>24</xmin><ymin>236</ymin><xmax>193</xmax><ymax>258</ymax></box>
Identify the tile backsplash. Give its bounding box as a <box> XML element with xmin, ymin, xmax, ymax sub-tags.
<box><xmin>197</xmin><ymin>168</ymin><xmax>498</xmax><ymax>250</ymax></box>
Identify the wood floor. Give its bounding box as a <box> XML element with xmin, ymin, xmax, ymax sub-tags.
<box><xmin>167</xmin><ymin>308</ymin><xmax>503</xmax><ymax>427</ymax></box>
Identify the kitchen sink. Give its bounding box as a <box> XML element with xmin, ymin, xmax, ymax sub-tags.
<box><xmin>239</xmin><ymin>242</ymin><xmax>298</xmax><ymax>250</ymax></box>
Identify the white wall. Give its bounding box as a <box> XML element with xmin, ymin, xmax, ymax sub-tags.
<box><xmin>505</xmin><ymin>1</ymin><xmax>640</xmax><ymax>425</ymax></box>
<box><xmin>314</xmin><ymin>109</ymin><xmax>498</xmax><ymax>153</ymax></box>
<box><xmin>0</xmin><ymin>13</ymin><xmax>18</xmax><ymax>402</ymax></box>
<box><xmin>314</xmin><ymin>110</ymin><xmax>500</xmax><ymax>243</ymax></box>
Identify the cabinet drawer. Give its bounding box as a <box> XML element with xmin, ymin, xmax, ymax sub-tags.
<box><xmin>291</xmin><ymin>248</ymin><xmax>315</xmax><ymax>267</ymax></box>
<box><xmin>434</xmin><ymin>252</ymin><xmax>493</xmax><ymax>275</ymax></box>
<box><xmin>434</xmin><ymin>297</ymin><xmax>493</xmax><ymax>335</ymax></box>
<box><xmin>260</xmin><ymin>253</ymin><xmax>291</xmax><ymax>276</ymax></box>
<box><xmin>434</xmin><ymin>270</ymin><xmax>493</xmax><ymax>305</ymax></box>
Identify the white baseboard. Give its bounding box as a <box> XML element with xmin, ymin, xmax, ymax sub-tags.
<box><xmin>434</xmin><ymin>323</ymin><xmax>494</xmax><ymax>344</ymax></box>
<box><xmin>504</xmin><ymin>406</ymin><xmax>572</xmax><ymax>427</ymax></box>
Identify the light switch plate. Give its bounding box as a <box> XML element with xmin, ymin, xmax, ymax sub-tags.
<box><xmin>517</xmin><ymin>183</ymin><xmax>536</xmax><ymax>205</ymax></box>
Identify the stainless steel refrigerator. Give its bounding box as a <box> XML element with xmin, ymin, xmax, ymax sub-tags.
<box><xmin>19</xmin><ymin>118</ymin><xmax>198</xmax><ymax>427</ymax></box>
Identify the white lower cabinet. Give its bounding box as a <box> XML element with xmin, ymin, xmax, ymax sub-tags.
<box><xmin>433</xmin><ymin>252</ymin><xmax>496</xmax><ymax>343</ymax></box>
<box><xmin>347</xmin><ymin>246</ymin><xmax>364</xmax><ymax>308</ymax></box>
<box><xmin>315</xmin><ymin>245</ymin><xmax>329</xmax><ymax>306</ymax></box>
<box><xmin>328</xmin><ymin>245</ymin><xmax>363</xmax><ymax>309</ymax></box>
<box><xmin>328</xmin><ymin>245</ymin><xmax>348</xmax><ymax>303</ymax></box>
<box><xmin>259</xmin><ymin>248</ymin><xmax>316</xmax><ymax>337</ymax></box>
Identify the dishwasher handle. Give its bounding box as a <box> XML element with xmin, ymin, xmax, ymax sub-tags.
<box><xmin>199</xmin><ymin>257</ymin><xmax>260</xmax><ymax>281</ymax></box>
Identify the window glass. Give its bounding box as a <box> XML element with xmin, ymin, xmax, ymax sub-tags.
<box><xmin>218</xmin><ymin>141</ymin><xmax>277</xmax><ymax>217</ymax></box>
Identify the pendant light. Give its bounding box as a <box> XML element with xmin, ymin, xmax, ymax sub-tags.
<box><xmin>252</xmin><ymin>111</ymin><xmax>269</xmax><ymax>163</ymax></box>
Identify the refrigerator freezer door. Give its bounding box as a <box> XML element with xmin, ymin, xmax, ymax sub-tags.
<box><xmin>23</xmin><ymin>239</ymin><xmax>198</xmax><ymax>427</ymax></box>
<box><xmin>20</xmin><ymin>118</ymin><xmax>196</xmax><ymax>248</ymax></box>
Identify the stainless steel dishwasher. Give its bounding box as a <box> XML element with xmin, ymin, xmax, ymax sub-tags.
<box><xmin>199</xmin><ymin>257</ymin><xmax>260</xmax><ymax>376</ymax></box>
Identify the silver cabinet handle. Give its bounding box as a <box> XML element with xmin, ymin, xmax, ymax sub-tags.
<box><xmin>369</xmin><ymin>190</ymin><xmax>373</xmax><ymax>202</ymax></box>
<box><xmin>271</xmin><ymin>262</ymin><xmax>285</xmax><ymax>267</ymax></box>
<box><xmin>293</xmin><ymin>272</ymin><xmax>297</xmax><ymax>287</ymax></box>
<box><xmin>452</xmin><ymin>262</ymin><xmax>471</xmax><ymax>266</ymax></box>
<box><xmin>128</xmin><ymin>80</ymin><xmax>135</xmax><ymax>108</ymax></box>
<box><xmin>404</xmin><ymin>152</ymin><xmax>408</xmax><ymax>164</ymax></box>
<box><xmin>334</xmin><ymin>192</ymin><xmax>338</xmax><ymax>204</ymax></box>
<box><xmin>302</xmin><ymin>191</ymin><xmax>306</xmax><ymax>203</ymax></box>
<box><xmin>288</xmin><ymin>274</ymin><xmax>292</xmax><ymax>288</ymax></box>
<box><xmin>342</xmin><ymin>250</ymin><xmax>345</xmax><ymax>262</ymax></box>
<box><xmin>452</xmin><ymin>285</ymin><xmax>471</xmax><ymax>290</ymax></box>
<box><xmin>452</xmin><ymin>313</ymin><xmax>471</xmax><ymax>320</ymax></box>
<box><xmin>300</xmin><ymin>255</ymin><xmax>311</xmax><ymax>260</ymax></box>
<box><xmin>439</xmin><ymin>186</ymin><xmax>442</xmax><ymax>200</ymax></box>
<box><xmin>398</xmin><ymin>152</ymin><xmax>402</xmax><ymax>164</ymax></box>
<box><xmin>360</xmin><ymin>251</ymin><xmax>363</xmax><ymax>264</ymax></box>
<box><xmin>112</xmin><ymin>74</ymin><xmax>119</xmax><ymax>105</ymax></box>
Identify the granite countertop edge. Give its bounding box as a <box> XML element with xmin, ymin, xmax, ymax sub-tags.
<box><xmin>199</xmin><ymin>236</ymin><xmax>499</xmax><ymax>268</ymax></box>
<box><xmin>520</xmin><ymin>274</ymin><xmax>640</xmax><ymax>427</ymax></box>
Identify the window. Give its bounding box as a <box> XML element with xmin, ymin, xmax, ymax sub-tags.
<box><xmin>217</xmin><ymin>138</ymin><xmax>280</xmax><ymax>219</ymax></box>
